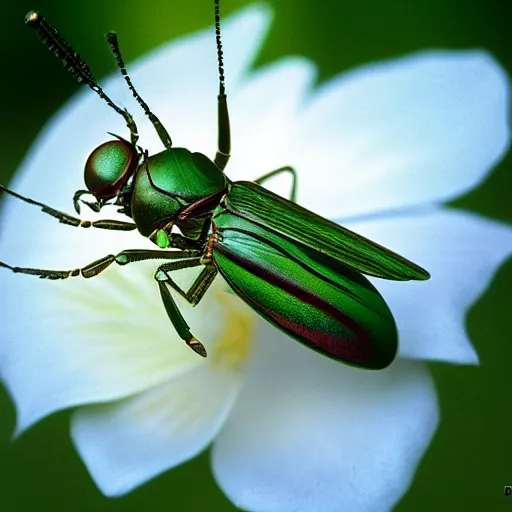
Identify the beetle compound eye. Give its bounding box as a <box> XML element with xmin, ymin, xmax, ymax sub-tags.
<box><xmin>84</xmin><ymin>140</ymin><xmax>138</xmax><ymax>199</ymax></box>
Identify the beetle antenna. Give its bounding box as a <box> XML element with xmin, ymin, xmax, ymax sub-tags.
<box><xmin>213</xmin><ymin>0</ymin><xmax>231</xmax><ymax>171</ymax></box>
<box><xmin>214</xmin><ymin>0</ymin><xmax>226</xmax><ymax>96</ymax></box>
<box><xmin>25</xmin><ymin>11</ymin><xmax>139</xmax><ymax>145</ymax></box>
<box><xmin>106</xmin><ymin>32</ymin><xmax>173</xmax><ymax>150</ymax></box>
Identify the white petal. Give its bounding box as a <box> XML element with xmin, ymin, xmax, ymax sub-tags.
<box><xmin>292</xmin><ymin>51</ymin><xmax>509</xmax><ymax>218</ymax></box>
<box><xmin>227</xmin><ymin>57</ymin><xmax>316</xmax><ymax>189</ymax></box>
<box><xmin>212</xmin><ymin>329</ymin><xmax>438</xmax><ymax>512</ymax></box>
<box><xmin>71</xmin><ymin>361</ymin><xmax>242</xmax><ymax>496</ymax></box>
<box><xmin>345</xmin><ymin>208</ymin><xmax>512</xmax><ymax>364</ymax></box>
<box><xmin>0</xmin><ymin>263</ymin><xmax>239</xmax><ymax>433</ymax></box>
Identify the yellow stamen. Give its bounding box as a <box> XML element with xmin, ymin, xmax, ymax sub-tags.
<box><xmin>211</xmin><ymin>290</ymin><xmax>255</xmax><ymax>371</ymax></box>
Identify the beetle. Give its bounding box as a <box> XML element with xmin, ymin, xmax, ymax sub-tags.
<box><xmin>0</xmin><ymin>1</ymin><xmax>430</xmax><ymax>370</ymax></box>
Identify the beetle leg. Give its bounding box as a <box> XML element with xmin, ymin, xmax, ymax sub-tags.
<box><xmin>154</xmin><ymin>261</ymin><xmax>217</xmax><ymax>357</ymax></box>
<box><xmin>168</xmin><ymin>233</ymin><xmax>205</xmax><ymax>251</ymax></box>
<box><xmin>156</xmin><ymin>264</ymin><xmax>218</xmax><ymax>306</ymax></box>
<box><xmin>148</xmin><ymin>228</ymin><xmax>205</xmax><ymax>251</ymax></box>
<box><xmin>254</xmin><ymin>166</ymin><xmax>298</xmax><ymax>202</ymax></box>
<box><xmin>0</xmin><ymin>249</ymin><xmax>201</xmax><ymax>280</ymax></box>
<box><xmin>0</xmin><ymin>185</ymin><xmax>137</xmax><ymax>231</ymax></box>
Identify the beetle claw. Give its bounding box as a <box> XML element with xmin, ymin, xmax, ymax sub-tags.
<box><xmin>187</xmin><ymin>337</ymin><xmax>207</xmax><ymax>357</ymax></box>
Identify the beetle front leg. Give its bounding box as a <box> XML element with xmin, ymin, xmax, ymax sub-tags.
<box><xmin>154</xmin><ymin>261</ymin><xmax>218</xmax><ymax>357</ymax></box>
<box><xmin>0</xmin><ymin>185</ymin><xmax>137</xmax><ymax>231</ymax></box>
<box><xmin>254</xmin><ymin>166</ymin><xmax>298</xmax><ymax>202</ymax></box>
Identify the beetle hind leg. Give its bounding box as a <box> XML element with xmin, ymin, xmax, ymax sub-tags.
<box><xmin>254</xmin><ymin>166</ymin><xmax>298</xmax><ymax>202</ymax></box>
<box><xmin>154</xmin><ymin>262</ymin><xmax>218</xmax><ymax>357</ymax></box>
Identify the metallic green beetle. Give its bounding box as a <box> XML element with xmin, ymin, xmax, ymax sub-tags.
<box><xmin>0</xmin><ymin>2</ymin><xmax>430</xmax><ymax>370</ymax></box>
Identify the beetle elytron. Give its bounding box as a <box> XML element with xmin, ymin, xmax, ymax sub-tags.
<box><xmin>0</xmin><ymin>1</ymin><xmax>430</xmax><ymax>370</ymax></box>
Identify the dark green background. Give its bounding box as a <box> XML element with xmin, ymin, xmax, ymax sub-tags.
<box><xmin>0</xmin><ymin>1</ymin><xmax>510</xmax><ymax>510</ymax></box>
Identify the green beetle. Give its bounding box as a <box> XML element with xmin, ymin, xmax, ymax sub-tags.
<box><xmin>0</xmin><ymin>2</ymin><xmax>429</xmax><ymax>370</ymax></box>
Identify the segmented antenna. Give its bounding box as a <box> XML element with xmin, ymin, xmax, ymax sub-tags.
<box><xmin>213</xmin><ymin>0</ymin><xmax>230</xmax><ymax>170</ymax></box>
<box><xmin>214</xmin><ymin>0</ymin><xmax>226</xmax><ymax>96</ymax></box>
<box><xmin>106</xmin><ymin>32</ymin><xmax>173</xmax><ymax>149</ymax></box>
<box><xmin>25</xmin><ymin>11</ymin><xmax>139</xmax><ymax>145</ymax></box>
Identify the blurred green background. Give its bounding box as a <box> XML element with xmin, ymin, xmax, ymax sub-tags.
<box><xmin>0</xmin><ymin>0</ymin><xmax>511</xmax><ymax>510</ymax></box>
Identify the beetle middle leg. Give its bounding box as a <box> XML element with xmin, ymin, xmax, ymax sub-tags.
<box><xmin>0</xmin><ymin>185</ymin><xmax>137</xmax><ymax>232</ymax></box>
<box><xmin>154</xmin><ymin>262</ymin><xmax>219</xmax><ymax>357</ymax></box>
<box><xmin>156</xmin><ymin>264</ymin><xmax>218</xmax><ymax>305</ymax></box>
<box><xmin>0</xmin><ymin>249</ymin><xmax>200</xmax><ymax>280</ymax></box>
<box><xmin>254</xmin><ymin>166</ymin><xmax>298</xmax><ymax>202</ymax></box>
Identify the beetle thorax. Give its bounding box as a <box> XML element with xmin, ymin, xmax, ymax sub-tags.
<box><xmin>130</xmin><ymin>147</ymin><xmax>227</xmax><ymax>239</ymax></box>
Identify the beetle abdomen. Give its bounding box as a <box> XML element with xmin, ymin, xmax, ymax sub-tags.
<box><xmin>211</xmin><ymin>212</ymin><xmax>398</xmax><ymax>370</ymax></box>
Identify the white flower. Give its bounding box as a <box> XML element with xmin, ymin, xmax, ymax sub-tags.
<box><xmin>0</xmin><ymin>4</ymin><xmax>510</xmax><ymax>512</ymax></box>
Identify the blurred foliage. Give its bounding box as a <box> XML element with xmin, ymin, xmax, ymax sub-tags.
<box><xmin>0</xmin><ymin>0</ymin><xmax>511</xmax><ymax>510</ymax></box>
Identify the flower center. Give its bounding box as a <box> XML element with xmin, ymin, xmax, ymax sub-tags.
<box><xmin>210</xmin><ymin>290</ymin><xmax>256</xmax><ymax>371</ymax></box>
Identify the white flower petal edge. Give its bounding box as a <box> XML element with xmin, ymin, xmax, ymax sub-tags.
<box><xmin>292</xmin><ymin>51</ymin><xmax>509</xmax><ymax>220</ymax></box>
<box><xmin>1</xmin><ymin>264</ymin><xmax>242</xmax><ymax>434</ymax></box>
<box><xmin>212</xmin><ymin>329</ymin><xmax>438</xmax><ymax>512</ymax></box>
<box><xmin>345</xmin><ymin>208</ymin><xmax>512</xmax><ymax>364</ymax></box>
<box><xmin>71</xmin><ymin>360</ymin><xmax>243</xmax><ymax>497</ymax></box>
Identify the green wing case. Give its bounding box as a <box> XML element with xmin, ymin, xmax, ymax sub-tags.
<box><xmin>212</xmin><ymin>210</ymin><xmax>398</xmax><ymax>369</ymax></box>
<box><xmin>223</xmin><ymin>181</ymin><xmax>430</xmax><ymax>281</ymax></box>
